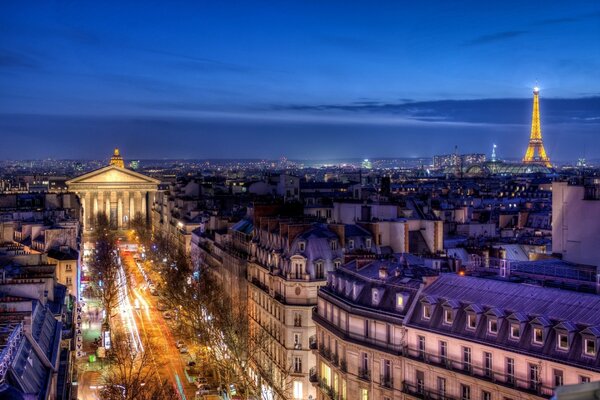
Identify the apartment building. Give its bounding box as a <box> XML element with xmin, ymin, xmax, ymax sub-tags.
<box><xmin>402</xmin><ymin>274</ymin><xmax>600</xmax><ymax>400</ymax></box>
<box><xmin>247</xmin><ymin>219</ymin><xmax>373</xmax><ymax>399</ymax></box>
<box><xmin>312</xmin><ymin>257</ymin><xmax>435</xmax><ymax>400</ymax></box>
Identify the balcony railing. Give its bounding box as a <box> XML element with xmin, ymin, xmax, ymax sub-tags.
<box><xmin>309</xmin><ymin>367</ymin><xmax>318</xmax><ymax>383</ymax></box>
<box><xmin>401</xmin><ymin>380</ymin><xmax>456</xmax><ymax>400</ymax></box>
<box><xmin>380</xmin><ymin>375</ymin><xmax>393</xmax><ymax>389</ymax></box>
<box><xmin>358</xmin><ymin>367</ymin><xmax>371</xmax><ymax>382</ymax></box>
<box><xmin>403</xmin><ymin>347</ymin><xmax>554</xmax><ymax>398</ymax></box>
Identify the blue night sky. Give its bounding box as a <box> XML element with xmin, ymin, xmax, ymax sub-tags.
<box><xmin>1</xmin><ymin>1</ymin><xmax>599</xmax><ymax>161</ymax></box>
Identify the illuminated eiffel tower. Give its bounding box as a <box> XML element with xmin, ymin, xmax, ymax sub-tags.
<box><xmin>522</xmin><ymin>86</ymin><xmax>551</xmax><ymax>167</ymax></box>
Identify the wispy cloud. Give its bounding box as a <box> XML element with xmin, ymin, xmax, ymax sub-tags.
<box><xmin>533</xmin><ymin>11</ymin><xmax>600</xmax><ymax>26</ymax></box>
<box><xmin>0</xmin><ymin>49</ymin><xmax>39</xmax><ymax>69</ymax></box>
<box><xmin>272</xmin><ymin>97</ymin><xmax>600</xmax><ymax>126</ymax></box>
<box><xmin>463</xmin><ymin>30</ymin><xmax>529</xmax><ymax>46</ymax></box>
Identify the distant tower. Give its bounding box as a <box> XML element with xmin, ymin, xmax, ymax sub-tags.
<box><xmin>109</xmin><ymin>148</ymin><xmax>125</xmax><ymax>168</ymax></box>
<box><xmin>491</xmin><ymin>144</ymin><xmax>497</xmax><ymax>162</ymax></box>
<box><xmin>522</xmin><ymin>87</ymin><xmax>551</xmax><ymax>167</ymax></box>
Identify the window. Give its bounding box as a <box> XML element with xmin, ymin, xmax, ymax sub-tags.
<box><xmin>418</xmin><ymin>336</ymin><xmax>426</xmax><ymax>358</ymax></box>
<box><xmin>484</xmin><ymin>352</ymin><xmax>493</xmax><ymax>377</ymax></box>
<box><xmin>66</xmin><ymin>277</ymin><xmax>72</xmax><ymax>285</ymax></box>
<box><xmin>506</xmin><ymin>358</ymin><xmax>515</xmax><ymax>384</ymax></box>
<box><xmin>294</xmin><ymin>333</ymin><xmax>301</xmax><ymax>349</ymax></box>
<box><xmin>395</xmin><ymin>294</ymin><xmax>404</xmax><ymax>310</ymax></box>
<box><xmin>482</xmin><ymin>391</ymin><xmax>491</xmax><ymax>400</ymax></box>
<box><xmin>444</xmin><ymin>308</ymin><xmax>453</xmax><ymax>324</ymax></box>
<box><xmin>557</xmin><ymin>333</ymin><xmax>569</xmax><ymax>350</ymax></box>
<box><xmin>528</xmin><ymin>363</ymin><xmax>540</xmax><ymax>390</ymax></box>
<box><xmin>298</xmin><ymin>242</ymin><xmax>305</xmax><ymax>252</ymax></box>
<box><xmin>462</xmin><ymin>347</ymin><xmax>471</xmax><ymax>372</ymax></box>
<box><xmin>293</xmin><ymin>356</ymin><xmax>302</xmax><ymax>373</ymax></box>
<box><xmin>293</xmin><ymin>381</ymin><xmax>303</xmax><ymax>399</ymax></box>
<box><xmin>366</xmin><ymin>239</ymin><xmax>372</xmax><ymax>248</ymax></box>
<box><xmin>510</xmin><ymin>323</ymin><xmax>520</xmax><ymax>339</ymax></box>
<box><xmin>580</xmin><ymin>376</ymin><xmax>591</xmax><ymax>383</ymax></box>
<box><xmin>488</xmin><ymin>319</ymin><xmax>498</xmax><ymax>334</ymax></box>
<box><xmin>437</xmin><ymin>377</ymin><xmax>446</xmax><ymax>397</ymax></box>
<box><xmin>533</xmin><ymin>327</ymin><xmax>544</xmax><ymax>344</ymax></box>
<box><xmin>553</xmin><ymin>369</ymin><xmax>564</xmax><ymax>387</ymax></box>
<box><xmin>381</xmin><ymin>359</ymin><xmax>391</xmax><ymax>383</ymax></box>
<box><xmin>460</xmin><ymin>384</ymin><xmax>471</xmax><ymax>400</ymax></box>
<box><xmin>422</xmin><ymin>305</ymin><xmax>431</xmax><ymax>320</ymax></box>
<box><xmin>348</xmin><ymin>240</ymin><xmax>354</xmax><ymax>250</ymax></box>
<box><xmin>315</xmin><ymin>262</ymin><xmax>324</xmax><ymax>279</ymax></box>
<box><xmin>439</xmin><ymin>341</ymin><xmax>447</xmax><ymax>363</ymax></box>
<box><xmin>584</xmin><ymin>338</ymin><xmax>596</xmax><ymax>356</ymax></box>
<box><xmin>360</xmin><ymin>389</ymin><xmax>368</xmax><ymax>400</ymax></box>
<box><xmin>467</xmin><ymin>314</ymin><xmax>477</xmax><ymax>329</ymax></box>
<box><xmin>416</xmin><ymin>370</ymin><xmax>424</xmax><ymax>394</ymax></box>
<box><xmin>330</xmin><ymin>240</ymin><xmax>338</xmax><ymax>250</ymax></box>
<box><xmin>294</xmin><ymin>313</ymin><xmax>302</xmax><ymax>327</ymax></box>
<box><xmin>372</xmin><ymin>290</ymin><xmax>379</xmax><ymax>305</ymax></box>
<box><xmin>65</xmin><ymin>264</ymin><xmax>72</xmax><ymax>271</ymax></box>
<box><xmin>334</xmin><ymin>260</ymin><xmax>341</xmax><ymax>269</ymax></box>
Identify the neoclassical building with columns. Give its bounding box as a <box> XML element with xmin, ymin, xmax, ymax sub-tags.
<box><xmin>66</xmin><ymin>149</ymin><xmax>160</xmax><ymax>231</ymax></box>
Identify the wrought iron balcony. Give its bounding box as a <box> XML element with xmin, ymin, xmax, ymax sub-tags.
<box><xmin>380</xmin><ymin>375</ymin><xmax>393</xmax><ymax>389</ymax></box>
<box><xmin>358</xmin><ymin>367</ymin><xmax>371</xmax><ymax>382</ymax></box>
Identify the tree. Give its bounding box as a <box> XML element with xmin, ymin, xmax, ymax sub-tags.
<box><xmin>130</xmin><ymin>212</ymin><xmax>151</xmax><ymax>245</ymax></box>
<box><xmin>100</xmin><ymin>330</ymin><xmax>176</xmax><ymax>400</ymax></box>
<box><xmin>89</xmin><ymin>212</ymin><xmax>122</xmax><ymax>323</ymax></box>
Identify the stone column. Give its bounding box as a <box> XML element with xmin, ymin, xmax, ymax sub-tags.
<box><xmin>124</xmin><ymin>191</ymin><xmax>131</xmax><ymax>228</ymax></box>
<box><xmin>134</xmin><ymin>191</ymin><xmax>141</xmax><ymax>221</ymax></box>
<box><xmin>105</xmin><ymin>192</ymin><xmax>110</xmax><ymax>217</ymax></box>
<box><xmin>141</xmin><ymin>191</ymin><xmax>147</xmax><ymax>222</ymax></box>
<box><xmin>117</xmin><ymin>193</ymin><xmax>123</xmax><ymax>229</ymax></box>
<box><xmin>93</xmin><ymin>193</ymin><xmax>98</xmax><ymax>221</ymax></box>
<box><xmin>97</xmin><ymin>191</ymin><xmax>104</xmax><ymax>218</ymax></box>
<box><xmin>79</xmin><ymin>192</ymin><xmax>87</xmax><ymax>231</ymax></box>
<box><xmin>131</xmin><ymin>192</ymin><xmax>137</xmax><ymax>220</ymax></box>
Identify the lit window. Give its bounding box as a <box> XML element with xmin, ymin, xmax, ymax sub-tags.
<box><xmin>510</xmin><ymin>323</ymin><xmax>520</xmax><ymax>339</ymax></box>
<box><xmin>488</xmin><ymin>319</ymin><xmax>498</xmax><ymax>334</ymax></box>
<box><xmin>467</xmin><ymin>314</ymin><xmax>477</xmax><ymax>329</ymax></box>
<box><xmin>422</xmin><ymin>305</ymin><xmax>431</xmax><ymax>320</ymax></box>
<box><xmin>360</xmin><ymin>389</ymin><xmax>368</xmax><ymax>400</ymax></box>
<box><xmin>396</xmin><ymin>294</ymin><xmax>404</xmax><ymax>310</ymax></box>
<box><xmin>557</xmin><ymin>334</ymin><xmax>569</xmax><ymax>350</ymax></box>
<box><xmin>372</xmin><ymin>290</ymin><xmax>379</xmax><ymax>305</ymax></box>
<box><xmin>444</xmin><ymin>309</ymin><xmax>453</xmax><ymax>324</ymax></box>
<box><xmin>293</xmin><ymin>381</ymin><xmax>303</xmax><ymax>399</ymax></box>
<box><xmin>584</xmin><ymin>339</ymin><xmax>596</xmax><ymax>356</ymax></box>
<box><xmin>533</xmin><ymin>327</ymin><xmax>543</xmax><ymax>344</ymax></box>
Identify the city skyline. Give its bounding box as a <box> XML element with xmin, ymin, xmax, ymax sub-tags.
<box><xmin>1</xmin><ymin>1</ymin><xmax>600</xmax><ymax>161</ymax></box>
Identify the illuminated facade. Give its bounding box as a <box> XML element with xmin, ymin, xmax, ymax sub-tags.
<box><xmin>523</xmin><ymin>87</ymin><xmax>551</xmax><ymax>168</ymax></box>
<box><xmin>66</xmin><ymin>148</ymin><xmax>160</xmax><ymax>231</ymax></box>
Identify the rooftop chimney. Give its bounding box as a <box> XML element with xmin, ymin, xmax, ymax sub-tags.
<box><xmin>379</xmin><ymin>266</ymin><xmax>388</xmax><ymax>280</ymax></box>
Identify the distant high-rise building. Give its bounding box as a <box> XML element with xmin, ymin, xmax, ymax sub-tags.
<box><xmin>433</xmin><ymin>153</ymin><xmax>486</xmax><ymax>170</ymax></box>
<box><xmin>523</xmin><ymin>87</ymin><xmax>551</xmax><ymax>167</ymax></box>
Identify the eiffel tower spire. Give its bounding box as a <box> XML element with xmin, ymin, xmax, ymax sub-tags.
<box><xmin>522</xmin><ymin>86</ymin><xmax>551</xmax><ymax>167</ymax></box>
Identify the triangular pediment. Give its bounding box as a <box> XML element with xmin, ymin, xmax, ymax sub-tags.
<box><xmin>66</xmin><ymin>165</ymin><xmax>160</xmax><ymax>185</ymax></box>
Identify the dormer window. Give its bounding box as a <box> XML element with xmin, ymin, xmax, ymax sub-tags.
<box><xmin>533</xmin><ymin>327</ymin><xmax>544</xmax><ymax>345</ymax></box>
<box><xmin>557</xmin><ymin>334</ymin><xmax>569</xmax><ymax>351</ymax></box>
<box><xmin>334</xmin><ymin>260</ymin><xmax>341</xmax><ymax>269</ymax></box>
<box><xmin>423</xmin><ymin>305</ymin><xmax>432</xmax><ymax>320</ymax></box>
<box><xmin>299</xmin><ymin>242</ymin><xmax>305</xmax><ymax>252</ymax></box>
<box><xmin>584</xmin><ymin>339</ymin><xmax>596</xmax><ymax>357</ymax></box>
<box><xmin>510</xmin><ymin>323</ymin><xmax>521</xmax><ymax>339</ymax></box>
<box><xmin>396</xmin><ymin>293</ymin><xmax>408</xmax><ymax>311</ymax></box>
<box><xmin>488</xmin><ymin>319</ymin><xmax>498</xmax><ymax>335</ymax></box>
<box><xmin>466</xmin><ymin>314</ymin><xmax>477</xmax><ymax>330</ymax></box>
<box><xmin>444</xmin><ymin>309</ymin><xmax>453</xmax><ymax>324</ymax></box>
<box><xmin>372</xmin><ymin>289</ymin><xmax>379</xmax><ymax>305</ymax></box>
<box><xmin>348</xmin><ymin>240</ymin><xmax>354</xmax><ymax>250</ymax></box>
<box><xmin>366</xmin><ymin>239</ymin><xmax>372</xmax><ymax>248</ymax></box>
<box><xmin>330</xmin><ymin>240</ymin><xmax>338</xmax><ymax>250</ymax></box>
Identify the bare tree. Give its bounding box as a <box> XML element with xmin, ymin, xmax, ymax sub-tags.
<box><xmin>130</xmin><ymin>212</ymin><xmax>152</xmax><ymax>245</ymax></box>
<box><xmin>100</xmin><ymin>330</ymin><xmax>176</xmax><ymax>400</ymax></box>
<box><xmin>89</xmin><ymin>212</ymin><xmax>122</xmax><ymax>323</ymax></box>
